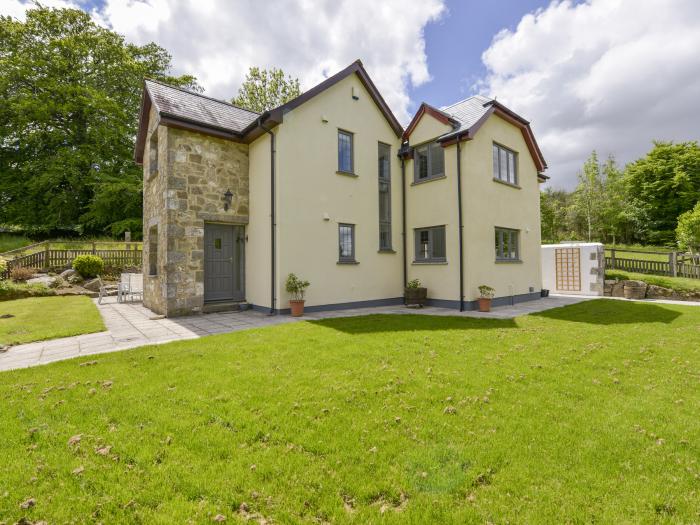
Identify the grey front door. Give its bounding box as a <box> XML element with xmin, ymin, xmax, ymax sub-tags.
<box><xmin>204</xmin><ymin>223</ymin><xmax>245</xmax><ymax>302</ymax></box>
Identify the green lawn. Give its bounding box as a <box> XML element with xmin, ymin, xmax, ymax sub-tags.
<box><xmin>0</xmin><ymin>233</ymin><xmax>33</xmax><ymax>253</ymax></box>
<box><xmin>1</xmin><ymin>300</ymin><xmax>700</xmax><ymax>523</ymax></box>
<box><xmin>606</xmin><ymin>269</ymin><xmax>700</xmax><ymax>294</ymax></box>
<box><xmin>605</xmin><ymin>243</ymin><xmax>672</xmax><ymax>262</ymax></box>
<box><xmin>0</xmin><ymin>296</ymin><xmax>105</xmax><ymax>345</ymax></box>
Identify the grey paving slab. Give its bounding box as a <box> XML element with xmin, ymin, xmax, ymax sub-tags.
<box><xmin>3</xmin><ymin>293</ymin><xmax>696</xmax><ymax>373</ymax></box>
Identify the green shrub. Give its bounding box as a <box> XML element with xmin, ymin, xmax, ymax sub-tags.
<box><xmin>0</xmin><ymin>256</ymin><xmax>7</xmax><ymax>278</ymax></box>
<box><xmin>0</xmin><ymin>280</ymin><xmax>55</xmax><ymax>301</ymax></box>
<box><xmin>72</xmin><ymin>254</ymin><xmax>105</xmax><ymax>278</ymax></box>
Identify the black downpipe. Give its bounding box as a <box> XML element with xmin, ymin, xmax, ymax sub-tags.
<box><xmin>260</xmin><ymin>120</ymin><xmax>276</xmax><ymax>314</ymax></box>
<box><xmin>400</xmin><ymin>156</ymin><xmax>407</xmax><ymax>289</ymax></box>
<box><xmin>456</xmin><ymin>139</ymin><xmax>465</xmax><ymax>312</ymax></box>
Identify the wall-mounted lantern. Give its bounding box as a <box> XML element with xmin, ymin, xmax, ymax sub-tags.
<box><xmin>223</xmin><ymin>189</ymin><xmax>233</xmax><ymax>211</ymax></box>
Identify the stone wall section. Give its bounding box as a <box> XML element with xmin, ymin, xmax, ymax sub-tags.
<box><xmin>143</xmin><ymin>119</ymin><xmax>249</xmax><ymax>317</ymax></box>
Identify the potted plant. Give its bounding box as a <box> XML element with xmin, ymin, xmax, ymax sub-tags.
<box><xmin>405</xmin><ymin>278</ymin><xmax>427</xmax><ymax>307</ymax></box>
<box><xmin>286</xmin><ymin>273</ymin><xmax>310</xmax><ymax>317</ymax></box>
<box><xmin>478</xmin><ymin>285</ymin><xmax>495</xmax><ymax>312</ymax></box>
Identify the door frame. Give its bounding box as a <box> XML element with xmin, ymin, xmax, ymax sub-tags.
<box><xmin>203</xmin><ymin>222</ymin><xmax>246</xmax><ymax>302</ymax></box>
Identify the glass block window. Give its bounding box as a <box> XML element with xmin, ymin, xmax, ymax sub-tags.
<box><xmin>378</xmin><ymin>142</ymin><xmax>392</xmax><ymax>250</ymax></box>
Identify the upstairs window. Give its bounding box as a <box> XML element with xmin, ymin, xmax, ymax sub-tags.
<box><xmin>378</xmin><ymin>142</ymin><xmax>392</xmax><ymax>251</ymax></box>
<box><xmin>493</xmin><ymin>143</ymin><xmax>517</xmax><ymax>185</ymax></box>
<box><xmin>495</xmin><ymin>227</ymin><xmax>520</xmax><ymax>261</ymax></box>
<box><xmin>338</xmin><ymin>130</ymin><xmax>354</xmax><ymax>173</ymax></box>
<box><xmin>414</xmin><ymin>226</ymin><xmax>446</xmax><ymax>263</ymax></box>
<box><xmin>414</xmin><ymin>141</ymin><xmax>444</xmax><ymax>183</ymax></box>
<box><xmin>148</xmin><ymin>132</ymin><xmax>158</xmax><ymax>180</ymax></box>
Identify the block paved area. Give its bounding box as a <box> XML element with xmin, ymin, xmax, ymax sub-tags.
<box><xmin>0</xmin><ymin>294</ymin><xmax>596</xmax><ymax>372</ymax></box>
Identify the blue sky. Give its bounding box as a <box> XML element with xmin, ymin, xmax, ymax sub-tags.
<box><xmin>408</xmin><ymin>0</ymin><xmax>549</xmax><ymax>112</ymax></box>
<box><xmin>3</xmin><ymin>0</ymin><xmax>700</xmax><ymax>188</ymax></box>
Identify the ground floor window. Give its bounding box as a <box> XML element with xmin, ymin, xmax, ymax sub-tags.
<box><xmin>495</xmin><ymin>227</ymin><xmax>520</xmax><ymax>261</ymax></box>
<box><xmin>338</xmin><ymin>223</ymin><xmax>356</xmax><ymax>263</ymax></box>
<box><xmin>414</xmin><ymin>226</ymin><xmax>446</xmax><ymax>262</ymax></box>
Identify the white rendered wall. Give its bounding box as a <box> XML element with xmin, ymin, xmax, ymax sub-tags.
<box><xmin>542</xmin><ymin>243</ymin><xmax>605</xmax><ymax>296</ymax></box>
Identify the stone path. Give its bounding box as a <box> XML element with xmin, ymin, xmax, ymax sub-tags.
<box><xmin>4</xmin><ymin>293</ymin><xmax>696</xmax><ymax>372</ymax></box>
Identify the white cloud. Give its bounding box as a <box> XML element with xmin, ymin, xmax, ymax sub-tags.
<box><xmin>477</xmin><ymin>0</ymin><xmax>700</xmax><ymax>189</ymax></box>
<box><xmin>3</xmin><ymin>0</ymin><xmax>444</xmax><ymax>122</ymax></box>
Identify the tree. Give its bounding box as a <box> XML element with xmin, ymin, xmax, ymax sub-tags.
<box><xmin>540</xmin><ymin>187</ymin><xmax>573</xmax><ymax>242</ymax></box>
<box><xmin>0</xmin><ymin>6</ymin><xmax>198</xmax><ymax>237</ymax></box>
<box><xmin>232</xmin><ymin>67</ymin><xmax>302</xmax><ymax>113</ymax></box>
<box><xmin>599</xmin><ymin>155</ymin><xmax>633</xmax><ymax>244</ymax></box>
<box><xmin>571</xmin><ymin>151</ymin><xmax>605</xmax><ymax>241</ymax></box>
<box><xmin>624</xmin><ymin>141</ymin><xmax>700</xmax><ymax>245</ymax></box>
<box><xmin>676</xmin><ymin>202</ymin><xmax>700</xmax><ymax>254</ymax></box>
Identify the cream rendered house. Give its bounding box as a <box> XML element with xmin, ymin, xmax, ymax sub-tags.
<box><xmin>134</xmin><ymin>60</ymin><xmax>547</xmax><ymax>317</ymax></box>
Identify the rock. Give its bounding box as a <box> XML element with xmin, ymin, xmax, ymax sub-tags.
<box><xmin>27</xmin><ymin>275</ymin><xmax>56</xmax><ymax>287</ymax></box>
<box><xmin>623</xmin><ymin>280</ymin><xmax>647</xmax><ymax>300</ymax></box>
<box><xmin>83</xmin><ymin>278</ymin><xmax>101</xmax><ymax>292</ymax></box>
<box><xmin>646</xmin><ymin>284</ymin><xmax>674</xmax><ymax>299</ymax></box>
<box><xmin>611</xmin><ymin>282</ymin><xmax>626</xmax><ymax>298</ymax></box>
<box><xmin>67</xmin><ymin>274</ymin><xmax>84</xmax><ymax>284</ymax></box>
<box><xmin>60</xmin><ymin>269</ymin><xmax>77</xmax><ymax>279</ymax></box>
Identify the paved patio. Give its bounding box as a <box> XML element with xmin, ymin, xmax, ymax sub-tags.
<box><xmin>0</xmin><ymin>294</ymin><xmax>599</xmax><ymax>372</ymax></box>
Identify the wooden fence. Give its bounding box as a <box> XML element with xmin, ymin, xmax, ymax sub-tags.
<box><xmin>606</xmin><ymin>248</ymin><xmax>700</xmax><ymax>279</ymax></box>
<box><xmin>1</xmin><ymin>242</ymin><xmax>142</xmax><ymax>279</ymax></box>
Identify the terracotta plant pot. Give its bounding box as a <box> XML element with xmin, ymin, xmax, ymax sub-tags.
<box><xmin>478</xmin><ymin>297</ymin><xmax>492</xmax><ymax>312</ymax></box>
<box><xmin>404</xmin><ymin>287</ymin><xmax>428</xmax><ymax>307</ymax></box>
<box><xmin>289</xmin><ymin>300</ymin><xmax>305</xmax><ymax>317</ymax></box>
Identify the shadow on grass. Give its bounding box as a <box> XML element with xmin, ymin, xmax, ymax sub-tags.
<box><xmin>308</xmin><ymin>314</ymin><xmax>517</xmax><ymax>334</ymax></box>
<box><xmin>531</xmin><ymin>299</ymin><xmax>682</xmax><ymax>325</ymax></box>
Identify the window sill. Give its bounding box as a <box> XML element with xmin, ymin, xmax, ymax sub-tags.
<box><xmin>378</xmin><ymin>249</ymin><xmax>396</xmax><ymax>254</ymax></box>
<box><xmin>412</xmin><ymin>260</ymin><xmax>447</xmax><ymax>265</ymax></box>
<box><xmin>495</xmin><ymin>259</ymin><xmax>523</xmax><ymax>264</ymax></box>
<box><xmin>411</xmin><ymin>175</ymin><xmax>446</xmax><ymax>186</ymax></box>
<box><xmin>336</xmin><ymin>170</ymin><xmax>358</xmax><ymax>178</ymax></box>
<box><xmin>337</xmin><ymin>260</ymin><xmax>359</xmax><ymax>265</ymax></box>
<box><xmin>493</xmin><ymin>178</ymin><xmax>521</xmax><ymax>189</ymax></box>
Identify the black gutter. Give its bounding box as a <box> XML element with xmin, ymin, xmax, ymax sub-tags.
<box><xmin>456</xmin><ymin>139</ymin><xmax>465</xmax><ymax>312</ymax></box>
<box><xmin>400</xmin><ymin>153</ymin><xmax>407</xmax><ymax>288</ymax></box>
<box><xmin>259</xmin><ymin>118</ymin><xmax>276</xmax><ymax>314</ymax></box>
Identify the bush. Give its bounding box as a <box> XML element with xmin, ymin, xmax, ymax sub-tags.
<box><xmin>72</xmin><ymin>254</ymin><xmax>105</xmax><ymax>278</ymax></box>
<box><xmin>676</xmin><ymin>202</ymin><xmax>700</xmax><ymax>253</ymax></box>
<box><xmin>285</xmin><ymin>273</ymin><xmax>310</xmax><ymax>301</ymax></box>
<box><xmin>10</xmin><ymin>266</ymin><xmax>35</xmax><ymax>282</ymax></box>
<box><xmin>0</xmin><ymin>256</ymin><xmax>7</xmax><ymax>278</ymax></box>
<box><xmin>0</xmin><ymin>280</ymin><xmax>55</xmax><ymax>301</ymax></box>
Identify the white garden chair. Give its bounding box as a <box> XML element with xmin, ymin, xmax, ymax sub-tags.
<box><xmin>119</xmin><ymin>273</ymin><xmax>143</xmax><ymax>303</ymax></box>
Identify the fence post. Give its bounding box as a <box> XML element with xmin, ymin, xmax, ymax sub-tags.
<box><xmin>43</xmin><ymin>242</ymin><xmax>50</xmax><ymax>271</ymax></box>
<box><xmin>669</xmin><ymin>251</ymin><xmax>677</xmax><ymax>277</ymax></box>
<box><xmin>610</xmin><ymin>248</ymin><xmax>616</xmax><ymax>270</ymax></box>
<box><xmin>92</xmin><ymin>241</ymin><xmax>96</xmax><ymax>255</ymax></box>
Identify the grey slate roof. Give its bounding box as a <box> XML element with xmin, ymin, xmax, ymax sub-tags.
<box><xmin>438</xmin><ymin>95</ymin><xmax>493</xmax><ymax>140</ymax></box>
<box><xmin>145</xmin><ymin>79</ymin><xmax>260</xmax><ymax>134</ymax></box>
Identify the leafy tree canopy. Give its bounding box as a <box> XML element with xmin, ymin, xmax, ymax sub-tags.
<box><xmin>0</xmin><ymin>6</ymin><xmax>198</xmax><ymax>237</ymax></box>
<box><xmin>232</xmin><ymin>67</ymin><xmax>302</xmax><ymax>113</ymax></box>
<box><xmin>625</xmin><ymin>141</ymin><xmax>700</xmax><ymax>245</ymax></box>
<box><xmin>676</xmin><ymin>202</ymin><xmax>700</xmax><ymax>253</ymax></box>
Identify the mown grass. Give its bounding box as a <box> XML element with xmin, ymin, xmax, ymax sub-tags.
<box><xmin>0</xmin><ymin>233</ymin><xmax>33</xmax><ymax>253</ymax></box>
<box><xmin>605</xmin><ymin>243</ymin><xmax>672</xmax><ymax>262</ymax></box>
<box><xmin>606</xmin><ymin>269</ymin><xmax>700</xmax><ymax>294</ymax></box>
<box><xmin>1</xmin><ymin>300</ymin><xmax>700</xmax><ymax>523</ymax></box>
<box><xmin>0</xmin><ymin>296</ymin><xmax>105</xmax><ymax>345</ymax></box>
